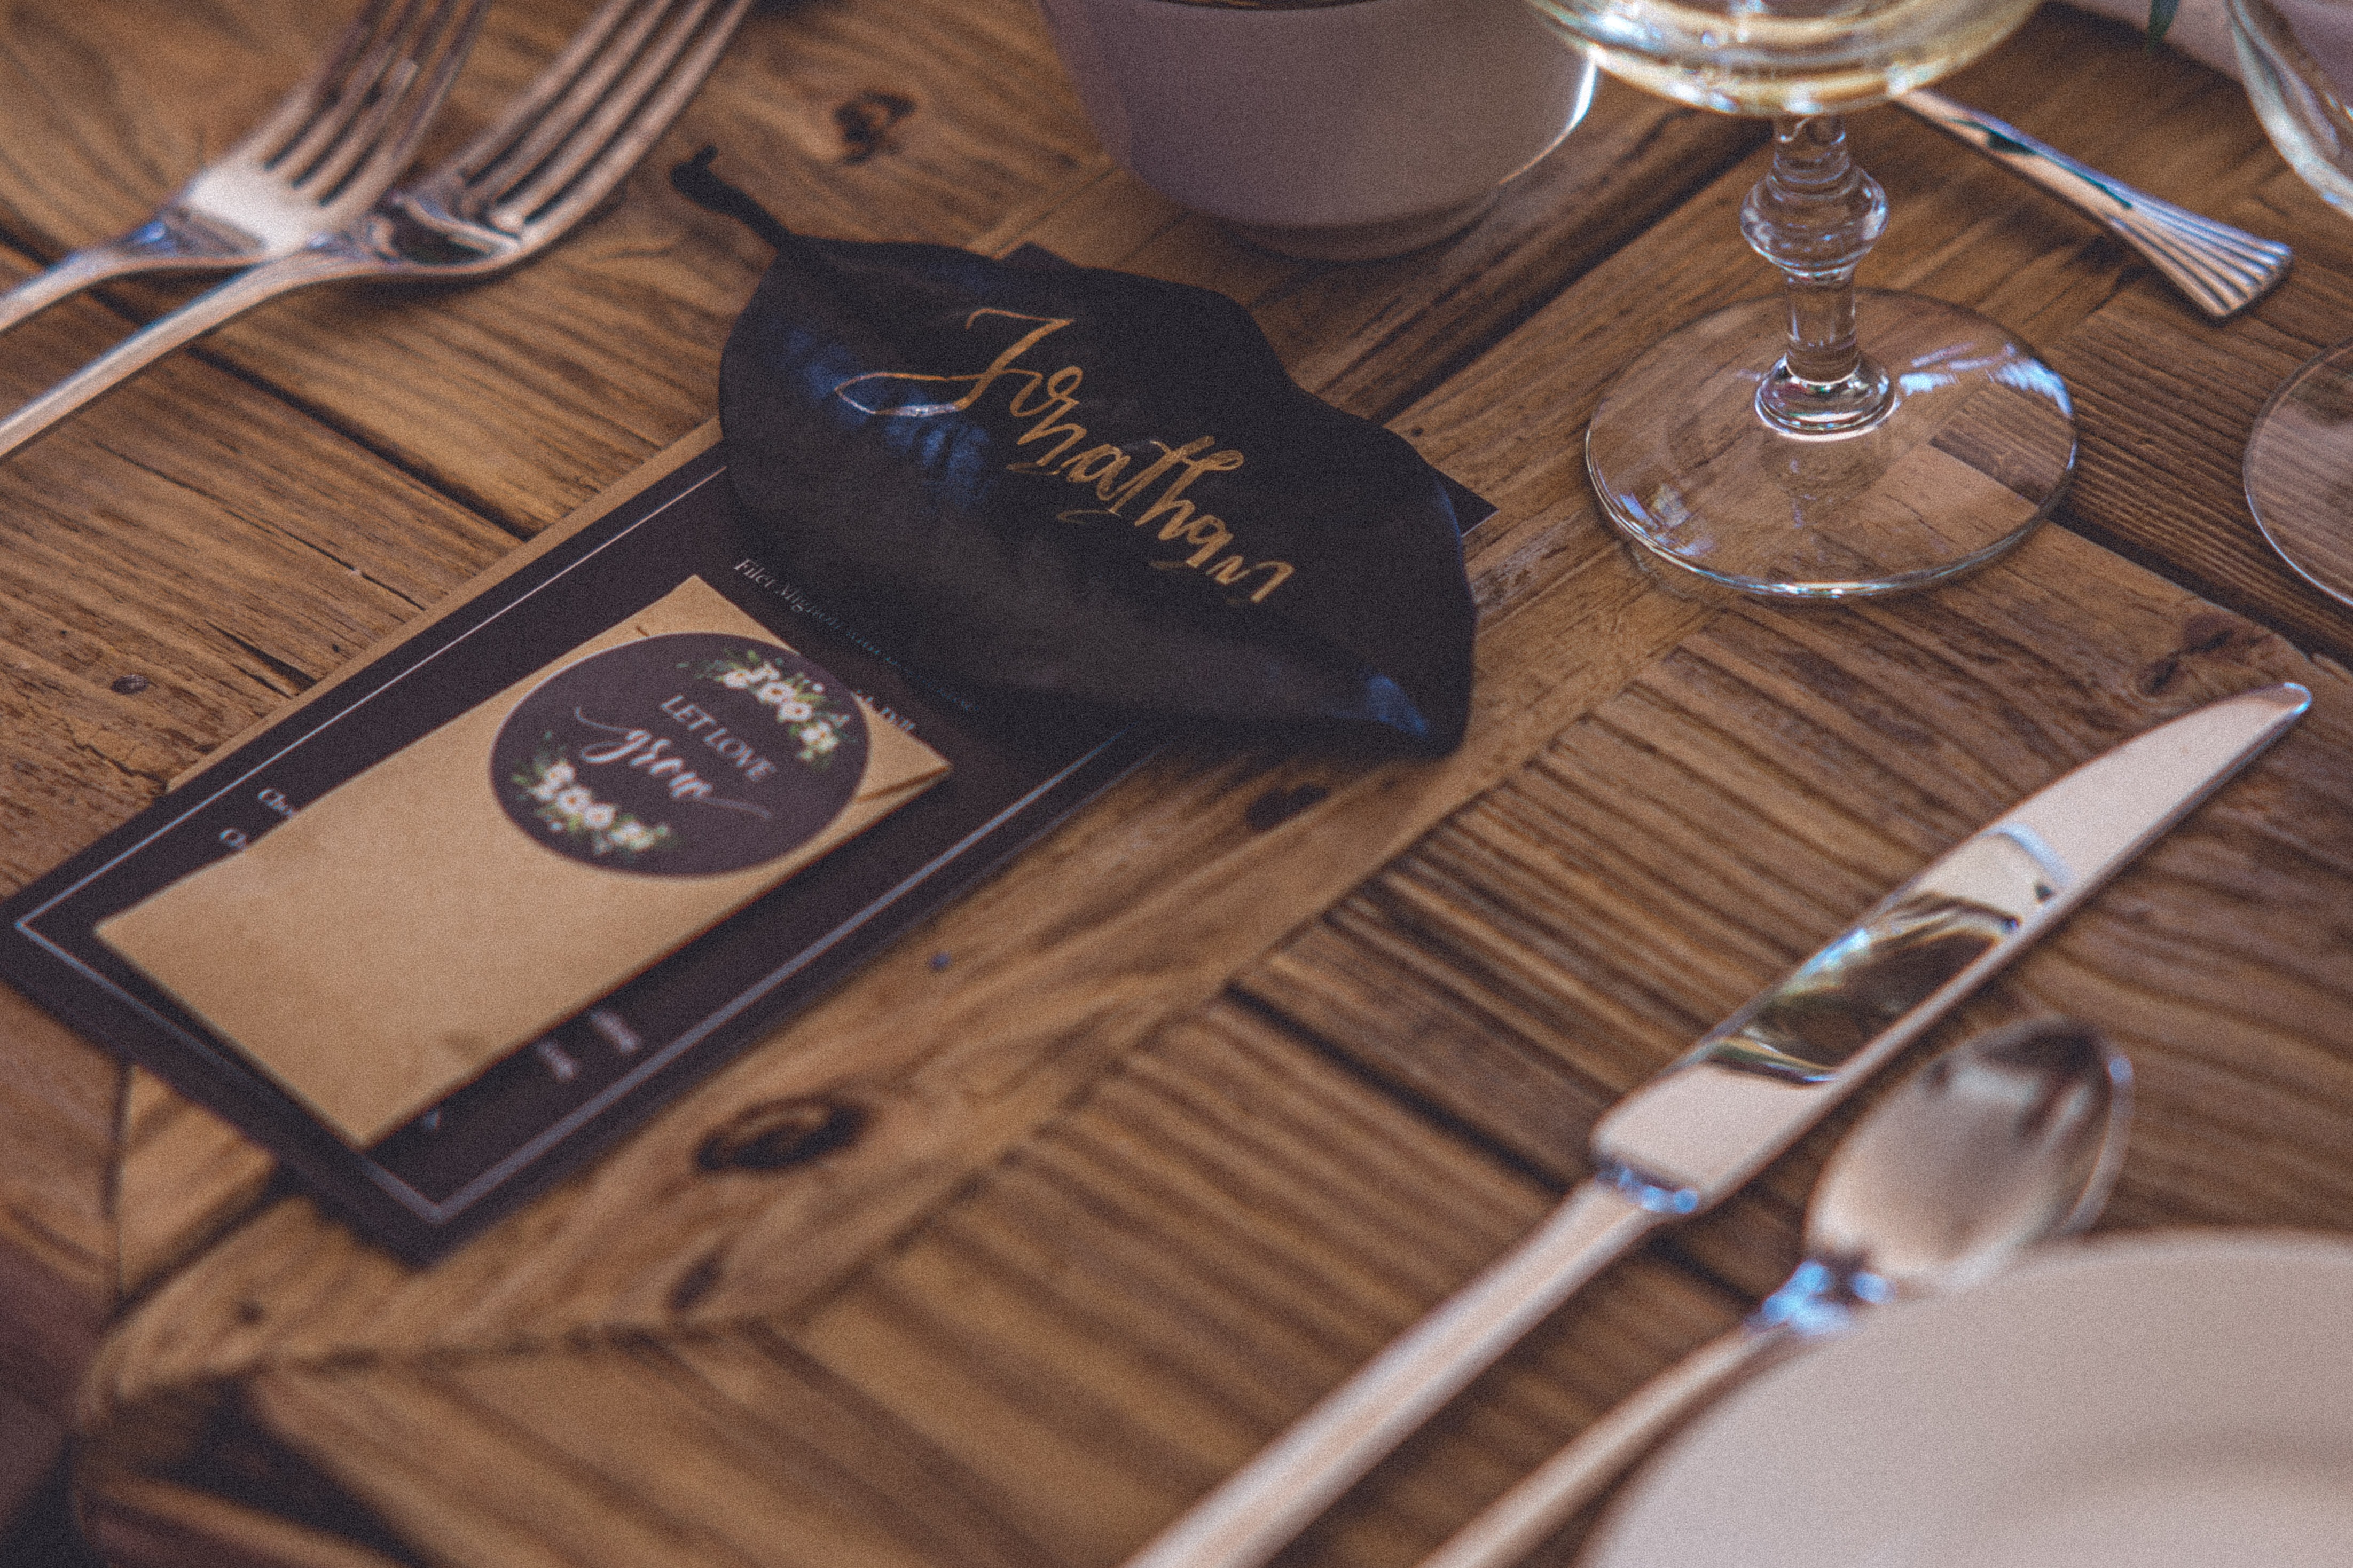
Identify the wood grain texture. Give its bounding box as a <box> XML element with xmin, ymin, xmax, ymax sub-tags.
<box><xmin>80</xmin><ymin>545</ymin><xmax>2353</xmax><ymax>1568</ymax></box>
<box><xmin>1913</xmin><ymin>8</ymin><xmax>2353</xmax><ymax>659</ymax></box>
<box><xmin>0</xmin><ymin>206</ymin><xmax>506</xmax><ymax>1543</ymax></box>
<box><xmin>0</xmin><ymin>982</ymin><xmax>112</xmax><ymax>1530</ymax></box>
<box><xmin>2054</xmin><ymin>224</ymin><xmax>2353</xmax><ymax>660</ymax></box>
<box><xmin>0</xmin><ymin>138</ymin><xmax>534</xmax><ymax>1522</ymax></box>
<box><xmin>27</xmin><ymin>4</ymin><xmax>2353</xmax><ymax>1565</ymax></box>
<box><xmin>82</xmin><ymin>1003</ymin><xmax>1745</xmax><ymax>1568</ymax></box>
<box><xmin>67</xmin><ymin>0</ymin><xmax>1784</xmax><ymax>1427</ymax></box>
<box><xmin>0</xmin><ymin>0</ymin><xmax>1100</xmax><ymax>1540</ymax></box>
<box><xmin>0</xmin><ymin>286</ymin><xmax>516</xmax><ymax>888</ymax></box>
<box><xmin>0</xmin><ymin>0</ymin><xmax>1105</xmax><ymax>532</ymax></box>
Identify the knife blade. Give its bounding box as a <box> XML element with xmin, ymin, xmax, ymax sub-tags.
<box><xmin>1125</xmin><ymin>680</ymin><xmax>2312</xmax><ymax>1568</ymax></box>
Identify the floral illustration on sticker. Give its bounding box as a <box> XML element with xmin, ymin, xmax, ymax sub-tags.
<box><xmin>513</xmin><ymin>751</ymin><xmax>674</xmax><ymax>860</ymax></box>
<box><xmin>692</xmin><ymin>650</ymin><xmax>857</xmax><ymax>766</ymax></box>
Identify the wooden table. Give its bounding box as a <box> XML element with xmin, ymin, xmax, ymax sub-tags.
<box><xmin>3</xmin><ymin>2</ymin><xmax>2350</xmax><ymax>1564</ymax></box>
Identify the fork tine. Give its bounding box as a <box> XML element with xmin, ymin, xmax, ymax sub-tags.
<box><xmin>230</xmin><ymin>0</ymin><xmax>410</xmax><ymax>164</ymax></box>
<box><xmin>489</xmin><ymin>0</ymin><xmax>747</xmax><ymax>235</ymax></box>
<box><xmin>0</xmin><ymin>0</ymin><xmax>742</xmax><ymax>455</ymax></box>
<box><xmin>297</xmin><ymin>0</ymin><xmax>488</xmax><ymax>205</ymax></box>
<box><xmin>260</xmin><ymin>0</ymin><xmax>438</xmax><ymax>177</ymax></box>
<box><xmin>469</xmin><ymin>0</ymin><xmax>678</xmax><ymax>211</ymax></box>
<box><xmin>276</xmin><ymin>0</ymin><xmax>481</xmax><ymax>198</ymax></box>
<box><xmin>444</xmin><ymin>0</ymin><xmax>649</xmax><ymax>188</ymax></box>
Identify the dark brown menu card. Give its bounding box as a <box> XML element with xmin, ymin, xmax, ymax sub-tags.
<box><xmin>0</xmin><ymin>428</ymin><xmax>1150</xmax><ymax>1260</ymax></box>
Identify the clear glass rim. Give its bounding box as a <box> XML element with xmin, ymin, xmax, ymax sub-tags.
<box><xmin>1528</xmin><ymin>0</ymin><xmax>2041</xmax><ymax>115</ymax></box>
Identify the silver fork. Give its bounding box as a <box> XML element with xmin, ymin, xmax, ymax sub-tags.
<box><xmin>1897</xmin><ymin>88</ymin><xmax>2293</xmax><ymax>320</ymax></box>
<box><xmin>0</xmin><ymin>0</ymin><xmax>488</xmax><ymax>337</ymax></box>
<box><xmin>0</xmin><ymin>0</ymin><xmax>750</xmax><ymax>461</ymax></box>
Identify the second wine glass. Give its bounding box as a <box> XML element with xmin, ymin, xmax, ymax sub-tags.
<box><xmin>2231</xmin><ymin>0</ymin><xmax>2353</xmax><ymax>609</ymax></box>
<box><xmin>1529</xmin><ymin>0</ymin><xmax>2075</xmax><ymax>597</ymax></box>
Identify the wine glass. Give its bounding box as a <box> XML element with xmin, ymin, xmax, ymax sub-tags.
<box><xmin>1524</xmin><ymin>0</ymin><xmax>2075</xmax><ymax>597</ymax></box>
<box><xmin>2232</xmin><ymin>0</ymin><xmax>2353</xmax><ymax>608</ymax></box>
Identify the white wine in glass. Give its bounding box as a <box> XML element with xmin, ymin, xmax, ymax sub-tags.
<box><xmin>1527</xmin><ymin>0</ymin><xmax>2075</xmax><ymax>597</ymax></box>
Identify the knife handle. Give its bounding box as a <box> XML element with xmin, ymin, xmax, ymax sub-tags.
<box><xmin>1896</xmin><ymin>88</ymin><xmax>2291</xmax><ymax>320</ymax></box>
<box><xmin>1124</xmin><ymin>1182</ymin><xmax>1659</xmax><ymax>1568</ymax></box>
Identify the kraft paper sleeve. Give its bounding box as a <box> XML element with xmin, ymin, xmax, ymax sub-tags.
<box><xmin>100</xmin><ymin>576</ymin><xmax>948</xmax><ymax>1146</ymax></box>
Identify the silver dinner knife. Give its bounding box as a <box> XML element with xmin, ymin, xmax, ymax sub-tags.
<box><xmin>1896</xmin><ymin>89</ymin><xmax>2292</xmax><ymax>320</ymax></box>
<box><xmin>1125</xmin><ymin>680</ymin><xmax>2312</xmax><ymax>1568</ymax></box>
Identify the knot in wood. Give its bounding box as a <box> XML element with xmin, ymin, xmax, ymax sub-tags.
<box><xmin>2137</xmin><ymin>611</ymin><xmax>2259</xmax><ymax>696</ymax></box>
<box><xmin>695</xmin><ymin>1098</ymin><xmax>865</xmax><ymax>1172</ymax></box>
<box><xmin>835</xmin><ymin>91</ymin><xmax>914</xmax><ymax>164</ymax></box>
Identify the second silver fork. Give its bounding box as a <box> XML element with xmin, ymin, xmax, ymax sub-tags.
<box><xmin>0</xmin><ymin>0</ymin><xmax>750</xmax><ymax>463</ymax></box>
<box><xmin>0</xmin><ymin>0</ymin><xmax>487</xmax><ymax>336</ymax></box>
<box><xmin>1897</xmin><ymin>88</ymin><xmax>2292</xmax><ymax>319</ymax></box>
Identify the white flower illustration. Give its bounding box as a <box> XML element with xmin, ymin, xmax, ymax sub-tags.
<box><xmin>720</xmin><ymin>661</ymin><xmax>782</xmax><ymax>690</ymax></box>
<box><xmin>515</xmin><ymin>753</ymin><xmax>671</xmax><ymax>858</ymax></box>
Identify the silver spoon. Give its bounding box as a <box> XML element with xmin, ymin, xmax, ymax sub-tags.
<box><xmin>1419</xmin><ymin>1016</ymin><xmax>2133</xmax><ymax>1568</ymax></box>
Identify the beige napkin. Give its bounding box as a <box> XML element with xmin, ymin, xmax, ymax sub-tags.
<box><xmin>101</xmin><ymin>576</ymin><xmax>948</xmax><ymax>1146</ymax></box>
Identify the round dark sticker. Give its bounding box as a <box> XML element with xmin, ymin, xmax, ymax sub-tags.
<box><xmin>490</xmin><ymin>633</ymin><xmax>868</xmax><ymax>877</ymax></box>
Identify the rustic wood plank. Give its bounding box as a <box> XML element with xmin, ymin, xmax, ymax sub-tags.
<box><xmin>0</xmin><ymin>204</ymin><xmax>524</xmax><ymax>1536</ymax></box>
<box><xmin>0</xmin><ymin>278</ymin><xmax>517</xmax><ymax>888</ymax></box>
<box><xmin>788</xmin><ymin>1002</ymin><xmax>1746</xmax><ymax>1568</ymax></box>
<box><xmin>820</xmin><ymin>550</ymin><xmax>2351</xmax><ymax>1568</ymax></box>
<box><xmin>70</xmin><ymin>12</ymin><xmax>2345</xmax><ymax>1559</ymax></box>
<box><xmin>1246</xmin><ymin>533</ymin><xmax>2353</xmax><ymax>1277</ymax></box>
<box><xmin>71</xmin><ymin>35</ymin><xmax>1789</xmax><ymax>1418</ymax></box>
<box><xmin>2053</xmin><ymin>216</ymin><xmax>2353</xmax><ymax>661</ymax></box>
<box><xmin>80</xmin><ymin>1002</ymin><xmax>1745</xmax><ymax>1568</ymax></box>
<box><xmin>0</xmin><ymin>979</ymin><xmax>113</xmax><ymax>1534</ymax></box>
<box><xmin>0</xmin><ymin>201</ymin><xmax>512</xmax><ymax>1543</ymax></box>
<box><xmin>0</xmin><ymin>982</ymin><xmax>113</xmax><ymax>1402</ymax></box>
<box><xmin>1897</xmin><ymin>10</ymin><xmax>2353</xmax><ymax>659</ymax></box>
<box><xmin>47</xmin><ymin>9</ymin><xmax>2353</xmax><ymax>1567</ymax></box>
<box><xmin>0</xmin><ymin>0</ymin><xmax>1105</xmax><ymax>533</ymax></box>
<box><xmin>723</xmin><ymin>48</ymin><xmax>2347</xmax><ymax>1558</ymax></box>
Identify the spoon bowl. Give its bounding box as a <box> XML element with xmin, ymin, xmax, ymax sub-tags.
<box><xmin>1419</xmin><ymin>1017</ymin><xmax>2132</xmax><ymax>1568</ymax></box>
<box><xmin>1805</xmin><ymin>1016</ymin><xmax>2131</xmax><ymax>1302</ymax></box>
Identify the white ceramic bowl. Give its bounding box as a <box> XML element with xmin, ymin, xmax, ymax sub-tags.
<box><xmin>1034</xmin><ymin>0</ymin><xmax>1597</xmax><ymax>260</ymax></box>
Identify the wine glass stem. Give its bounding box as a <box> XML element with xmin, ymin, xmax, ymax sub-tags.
<box><xmin>1739</xmin><ymin>115</ymin><xmax>1894</xmax><ymax>435</ymax></box>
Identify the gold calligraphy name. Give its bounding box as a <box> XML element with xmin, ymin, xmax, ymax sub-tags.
<box><xmin>832</xmin><ymin>311</ymin><xmax>1295</xmax><ymax>605</ymax></box>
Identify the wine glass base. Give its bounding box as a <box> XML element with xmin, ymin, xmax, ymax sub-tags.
<box><xmin>2245</xmin><ymin>337</ymin><xmax>2353</xmax><ymax>611</ymax></box>
<box><xmin>1585</xmin><ymin>290</ymin><xmax>2076</xmax><ymax>599</ymax></box>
